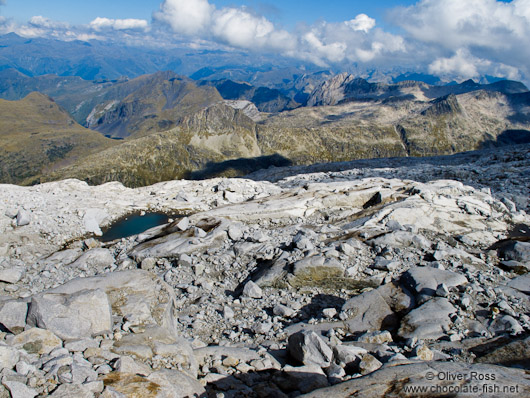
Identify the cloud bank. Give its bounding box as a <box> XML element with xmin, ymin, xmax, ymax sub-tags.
<box><xmin>90</xmin><ymin>17</ymin><xmax>149</xmax><ymax>32</ymax></box>
<box><xmin>0</xmin><ymin>0</ymin><xmax>529</xmax><ymax>84</ymax></box>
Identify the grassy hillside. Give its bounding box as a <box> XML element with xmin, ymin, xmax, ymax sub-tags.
<box><xmin>0</xmin><ymin>92</ymin><xmax>114</xmax><ymax>184</ymax></box>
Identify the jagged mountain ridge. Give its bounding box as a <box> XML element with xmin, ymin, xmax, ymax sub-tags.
<box><xmin>198</xmin><ymin>79</ymin><xmax>299</xmax><ymax>113</ymax></box>
<box><xmin>307</xmin><ymin>72</ymin><xmax>529</xmax><ymax>106</ymax></box>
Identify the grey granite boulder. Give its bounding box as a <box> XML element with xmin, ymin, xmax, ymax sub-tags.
<box><xmin>0</xmin><ymin>266</ymin><xmax>25</xmax><ymax>284</ymax></box>
<box><xmin>499</xmin><ymin>241</ymin><xmax>530</xmax><ymax>263</ymax></box>
<box><xmin>44</xmin><ymin>270</ymin><xmax>179</xmax><ymax>337</ymax></box>
<box><xmin>342</xmin><ymin>282</ymin><xmax>415</xmax><ymax>333</ymax></box>
<box><xmin>401</xmin><ymin>266</ymin><xmax>468</xmax><ymax>297</ymax></box>
<box><xmin>27</xmin><ymin>288</ymin><xmax>112</xmax><ymax>340</ymax></box>
<box><xmin>506</xmin><ymin>274</ymin><xmax>530</xmax><ymax>294</ymax></box>
<box><xmin>15</xmin><ymin>209</ymin><xmax>31</xmax><ymax>227</ymax></box>
<box><xmin>398</xmin><ymin>297</ymin><xmax>457</xmax><ymax>340</ymax></box>
<box><xmin>0</xmin><ymin>299</ymin><xmax>28</xmax><ymax>334</ymax></box>
<box><xmin>369</xmin><ymin>231</ymin><xmax>431</xmax><ymax>249</ymax></box>
<box><xmin>288</xmin><ymin>330</ymin><xmax>333</xmax><ymax>367</ymax></box>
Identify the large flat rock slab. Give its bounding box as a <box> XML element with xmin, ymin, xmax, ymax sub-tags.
<box><xmin>43</xmin><ymin>270</ymin><xmax>179</xmax><ymax>337</ymax></box>
<box><xmin>300</xmin><ymin>362</ymin><xmax>530</xmax><ymax>398</ymax></box>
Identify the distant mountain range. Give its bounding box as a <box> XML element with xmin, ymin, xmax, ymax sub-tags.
<box><xmin>1</xmin><ymin>64</ymin><xmax>529</xmax><ymax>186</ymax></box>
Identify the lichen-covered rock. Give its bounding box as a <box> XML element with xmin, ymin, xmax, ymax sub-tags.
<box><xmin>11</xmin><ymin>327</ymin><xmax>62</xmax><ymax>355</ymax></box>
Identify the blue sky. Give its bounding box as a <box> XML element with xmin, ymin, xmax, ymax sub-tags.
<box><xmin>3</xmin><ymin>0</ymin><xmax>418</xmax><ymax>28</ymax></box>
<box><xmin>0</xmin><ymin>0</ymin><xmax>527</xmax><ymax>85</ymax></box>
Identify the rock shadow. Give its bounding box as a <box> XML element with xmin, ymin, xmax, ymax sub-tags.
<box><xmin>202</xmin><ymin>367</ymin><xmax>330</xmax><ymax>397</ymax></box>
<box><xmin>186</xmin><ymin>154</ymin><xmax>292</xmax><ymax>180</ymax></box>
<box><xmin>480</xmin><ymin>129</ymin><xmax>530</xmax><ymax>148</ymax></box>
<box><xmin>282</xmin><ymin>293</ymin><xmax>346</xmax><ymax>329</ymax></box>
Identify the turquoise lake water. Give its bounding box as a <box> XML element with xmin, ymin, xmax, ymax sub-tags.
<box><xmin>99</xmin><ymin>212</ymin><xmax>171</xmax><ymax>242</ymax></box>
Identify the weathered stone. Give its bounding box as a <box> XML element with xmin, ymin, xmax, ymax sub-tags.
<box><xmin>253</xmin><ymin>259</ymin><xmax>290</xmax><ymax>287</ymax></box>
<box><xmin>176</xmin><ymin>217</ymin><xmax>189</xmax><ymax>231</ymax></box>
<box><xmin>15</xmin><ymin>209</ymin><xmax>31</xmax><ymax>227</ymax></box>
<box><xmin>83</xmin><ymin>208</ymin><xmax>109</xmax><ymax>236</ymax></box>
<box><xmin>113</xmin><ymin>344</ymin><xmax>153</xmax><ymax>360</ymax></box>
<box><xmin>371</xmin><ymin>257</ymin><xmax>400</xmax><ymax>271</ymax></box>
<box><xmin>499</xmin><ymin>241</ymin><xmax>530</xmax><ymax>263</ymax></box>
<box><xmin>2</xmin><ymin>381</ymin><xmax>37</xmax><ymax>398</ymax></box>
<box><xmin>357</xmin><ymin>331</ymin><xmax>393</xmax><ymax>344</ymax></box>
<box><xmin>0</xmin><ymin>345</ymin><xmax>20</xmax><ymax>369</ymax></box>
<box><xmin>242</xmin><ymin>280</ymin><xmax>262</xmax><ymax>299</ymax></box>
<box><xmin>398</xmin><ymin>297</ymin><xmax>457</xmax><ymax>340</ymax></box>
<box><xmin>342</xmin><ymin>282</ymin><xmax>415</xmax><ymax>333</ymax></box>
<box><xmin>474</xmin><ymin>336</ymin><xmax>530</xmax><ymax>368</ymax></box>
<box><xmin>103</xmin><ymin>370</ymin><xmax>205</xmax><ymax>398</ymax></box>
<box><xmin>49</xmin><ymin>384</ymin><xmax>94</xmax><ymax>398</ymax></box>
<box><xmin>292</xmin><ymin>255</ymin><xmax>344</xmax><ymax>277</ymax></box>
<box><xmin>273</xmin><ymin>304</ymin><xmax>296</xmax><ymax>318</ymax></box>
<box><xmin>140</xmin><ymin>257</ymin><xmax>157</xmax><ymax>271</ymax></box>
<box><xmin>322</xmin><ymin>308</ymin><xmax>337</xmax><ymax>319</ymax></box>
<box><xmin>401</xmin><ymin>266</ymin><xmax>468</xmax><ymax>297</ymax></box>
<box><xmin>152</xmin><ymin>340</ymin><xmax>198</xmax><ymax>377</ymax></box>
<box><xmin>0</xmin><ymin>300</ymin><xmax>28</xmax><ymax>333</ymax></box>
<box><xmin>333</xmin><ymin>345</ymin><xmax>367</xmax><ymax>367</ymax></box>
<box><xmin>412</xmin><ymin>345</ymin><xmax>434</xmax><ymax>361</ymax></box>
<box><xmin>114</xmin><ymin>356</ymin><xmax>152</xmax><ymax>376</ymax></box>
<box><xmin>11</xmin><ymin>327</ymin><xmax>62</xmax><ymax>355</ymax></box>
<box><xmin>223</xmin><ymin>305</ymin><xmax>234</xmax><ymax>320</ymax></box>
<box><xmin>228</xmin><ymin>224</ymin><xmax>243</xmax><ymax>241</ymax></box>
<box><xmin>299</xmin><ymin>362</ymin><xmax>530</xmax><ymax>397</ymax></box>
<box><xmin>489</xmin><ymin>315</ymin><xmax>524</xmax><ymax>335</ymax></box>
<box><xmin>0</xmin><ymin>267</ymin><xmax>24</xmax><ymax>284</ymax></box>
<box><xmin>43</xmin><ymin>270</ymin><xmax>179</xmax><ymax>338</ymax></box>
<box><xmin>15</xmin><ymin>360</ymin><xmax>36</xmax><ymax>376</ymax></box>
<box><xmin>64</xmin><ymin>339</ymin><xmax>100</xmax><ymax>352</ymax></box>
<box><xmin>287</xmin><ymin>330</ymin><xmax>333</xmax><ymax>367</ymax></box>
<box><xmin>27</xmin><ymin>288</ymin><xmax>112</xmax><ymax>340</ymax></box>
<box><xmin>506</xmin><ymin>274</ymin><xmax>530</xmax><ymax>294</ymax></box>
<box><xmin>369</xmin><ymin>231</ymin><xmax>431</xmax><ymax>249</ymax></box>
<box><xmin>129</xmin><ymin>217</ymin><xmax>229</xmax><ymax>260</ymax></box>
<box><xmin>359</xmin><ymin>353</ymin><xmax>382</xmax><ymax>375</ymax></box>
<box><xmin>252</xmin><ymin>320</ymin><xmax>273</xmax><ymax>335</ymax></box>
<box><xmin>194</xmin><ymin>346</ymin><xmax>280</xmax><ymax>370</ymax></box>
<box><xmin>69</xmin><ymin>248</ymin><xmax>114</xmax><ymax>271</ymax></box>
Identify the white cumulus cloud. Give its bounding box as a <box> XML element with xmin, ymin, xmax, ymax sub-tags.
<box><xmin>29</xmin><ymin>15</ymin><xmax>69</xmax><ymax>29</ymax></box>
<box><xmin>392</xmin><ymin>0</ymin><xmax>530</xmax><ymax>82</ymax></box>
<box><xmin>345</xmin><ymin>14</ymin><xmax>376</xmax><ymax>33</ymax></box>
<box><xmin>429</xmin><ymin>48</ymin><xmax>521</xmax><ymax>81</ymax></box>
<box><xmin>153</xmin><ymin>0</ymin><xmax>213</xmax><ymax>36</ymax></box>
<box><xmin>90</xmin><ymin>17</ymin><xmax>149</xmax><ymax>31</ymax></box>
<box><xmin>212</xmin><ymin>8</ymin><xmax>294</xmax><ymax>51</ymax></box>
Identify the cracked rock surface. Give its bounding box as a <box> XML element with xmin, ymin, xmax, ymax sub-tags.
<box><xmin>0</xmin><ymin>144</ymin><xmax>529</xmax><ymax>397</ymax></box>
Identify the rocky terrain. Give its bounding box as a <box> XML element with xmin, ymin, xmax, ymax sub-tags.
<box><xmin>0</xmin><ymin>144</ymin><xmax>529</xmax><ymax>397</ymax></box>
